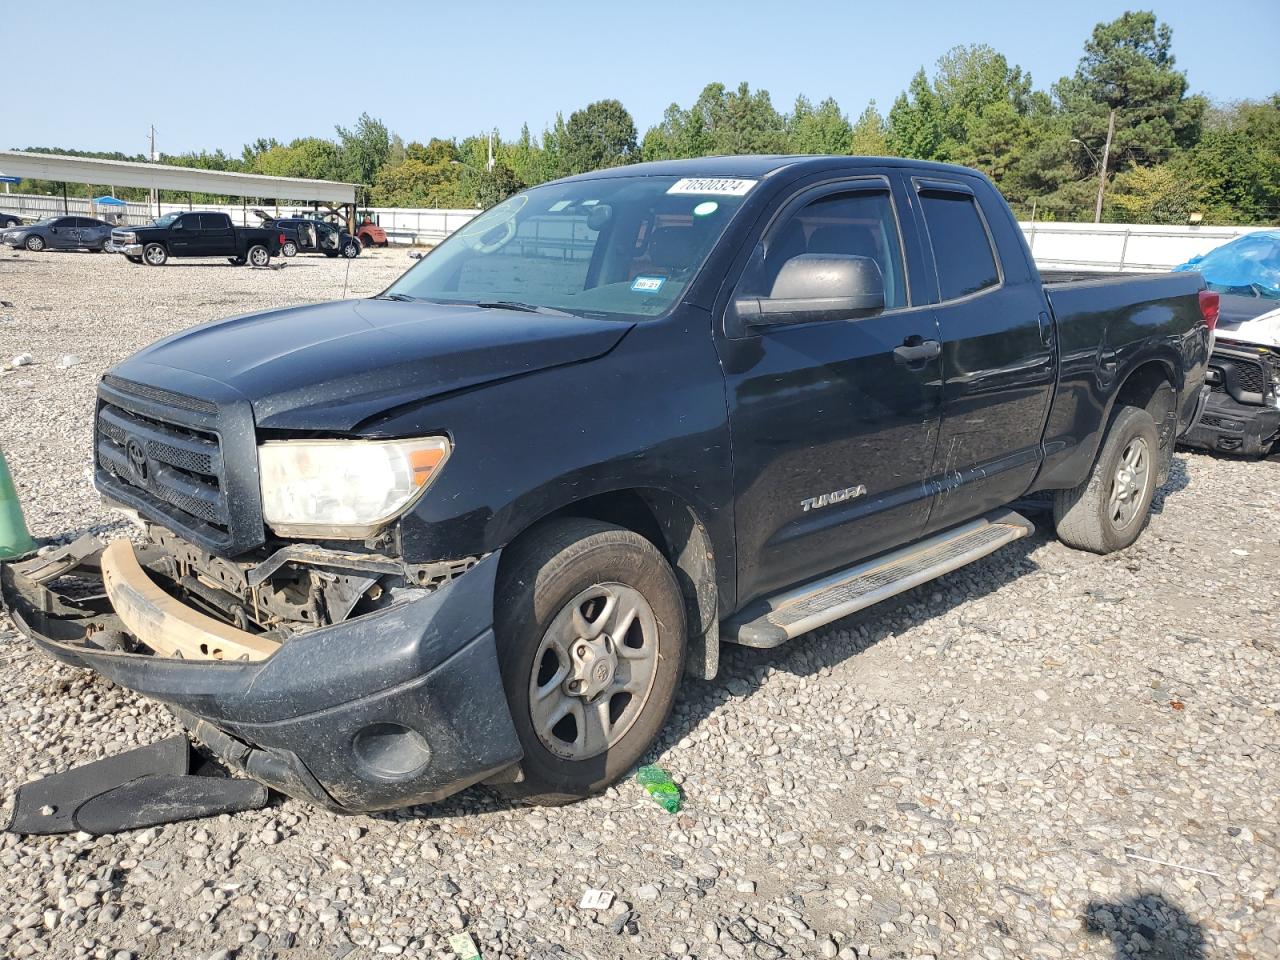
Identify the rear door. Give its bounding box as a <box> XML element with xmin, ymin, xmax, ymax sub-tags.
<box><xmin>908</xmin><ymin>176</ymin><xmax>1055</xmax><ymax>532</ymax></box>
<box><xmin>200</xmin><ymin>214</ymin><xmax>236</xmax><ymax>255</ymax></box>
<box><xmin>717</xmin><ymin>177</ymin><xmax>945</xmax><ymax>604</ymax></box>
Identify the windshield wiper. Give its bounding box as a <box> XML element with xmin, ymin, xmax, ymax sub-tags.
<box><xmin>375</xmin><ymin>293</ymin><xmax>420</xmax><ymax>302</ymax></box>
<box><xmin>474</xmin><ymin>300</ymin><xmax>572</xmax><ymax>316</ymax></box>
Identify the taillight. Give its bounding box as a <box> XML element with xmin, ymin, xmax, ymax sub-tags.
<box><xmin>279</xmin><ymin>232</ymin><xmax>286</xmax><ymax>246</ymax></box>
<box><xmin>1199</xmin><ymin>290</ymin><xmax>1220</xmax><ymax>331</ymax></box>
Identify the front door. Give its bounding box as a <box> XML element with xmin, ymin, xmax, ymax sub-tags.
<box><xmin>717</xmin><ymin>180</ymin><xmax>945</xmax><ymax>605</ymax></box>
<box><xmin>169</xmin><ymin>214</ymin><xmax>197</xmax><ymax>255</ymax></box>
<box><xmin>48</xmin><ymin>217</ymin><xmax>77</xmax><ymax>249</ymax></box>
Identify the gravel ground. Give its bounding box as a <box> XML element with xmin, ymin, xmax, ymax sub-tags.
<box><xmin>1</xmin><ymin>249</ymin><xmax>1277</xmax><ymax>960</ymax></box>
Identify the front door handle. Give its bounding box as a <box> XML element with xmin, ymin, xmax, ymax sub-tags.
<box><xmin>893</xmin><ymin>338</ymin><xmax>941</xmax><ymax>365</ymax></box>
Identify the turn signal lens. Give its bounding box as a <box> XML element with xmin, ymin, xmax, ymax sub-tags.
<box><xmin>1199</xmin><ymin>290</ymin><xmax>1220</xmax><ymax>331</ymax></box>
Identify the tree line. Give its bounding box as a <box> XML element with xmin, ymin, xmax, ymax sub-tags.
<box><xmin>13</xmin><ymin>11</ymin><xmax>1278</xmax><ymax>225</ymax></box>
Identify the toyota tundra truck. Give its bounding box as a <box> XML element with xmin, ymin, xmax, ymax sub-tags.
<box><xmin>2</xmin><ymin>156</ymin><xmax>1214</xmax><ymax>812</ymax></box>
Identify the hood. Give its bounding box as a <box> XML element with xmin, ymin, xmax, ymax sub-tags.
<box><xmin>1217</xmin><ymin>302</ymin><xmax>1280</xmax><ymax>351</ymax></box>
<box><xmin>110</xmin><ymin>298</ymin><xmax>634</xmax><ymax>431</ymax></box>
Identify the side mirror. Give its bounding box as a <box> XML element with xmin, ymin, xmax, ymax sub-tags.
<box><xmin>735</xmin><ymin>254</ymin><xmax>885</xmax><ymax>327</ymax></box>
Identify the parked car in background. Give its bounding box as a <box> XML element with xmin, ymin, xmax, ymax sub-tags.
<box><xmin>1175</xmin><ymin>231</ymin><xmax>1280</xmax><ymax>457</ymax></box>
<box><xmin>0</xmin><ymin>212</ymin><xmax>22</xmax><ymax>229</ymax></box>
<box><xmin>254</xmin><ymin>211</ymin><xmax>361</xmax><ymax>259</ymax></box>
<box><xmin>354</xmin><ymin>214</ymin><xmax>388</xmax><ymax>249</ymax></box>
<box><xmin>110</xmin><ymin>212</ymin><xmax>283</xmax><ymax>267</ymax></box>
<box><xmin>2</xmin><ymin>216</ymin><xmax>113</xmax><ymax>252</ymax></box>
<box><xmin>1</xmin><ymin>156</ymin><xmax>1214</xmax><ymax>814</ymax></box>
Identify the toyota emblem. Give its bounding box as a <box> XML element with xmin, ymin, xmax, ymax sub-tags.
<box><xmin>125</xmin><ymin>437</ymin><xmax>149</xmax><ymax>481</ymax></box>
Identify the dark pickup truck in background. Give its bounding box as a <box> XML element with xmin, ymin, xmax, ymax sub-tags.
<box><xmin>110</xmin><ymin>211</ymin><xmax>284</xmax><ymax>266</ymax></box>
<box><xmin>3</xmin><ymin>155</ymin><xmax>1213</xmax><ymax>813</ymax></box>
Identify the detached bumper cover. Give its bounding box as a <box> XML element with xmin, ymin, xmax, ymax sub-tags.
<box><xmin>1</xmin><ymin>551</ymin><xmax>522</xmax><ymax>812</ymax></box>
<box><xmin>1180</xmin><ymin>392</ymin><xmax>1280</xmax><ymax>457</ymax></box>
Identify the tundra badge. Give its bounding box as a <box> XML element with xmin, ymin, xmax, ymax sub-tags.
<box><xmin>801</xmin><ymin>484</ymin><xmax>867</xmax><ymax>512</ymax></box>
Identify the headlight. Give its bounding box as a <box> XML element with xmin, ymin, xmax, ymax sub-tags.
<box><xmin>257</xmin><ymin>437</ymin><xmax>451</xmax><ymax>538</ymax></box>
<box><xmin>115</xmin><ymin>232</ymin><xmax>136</xmax><ymax>242</ymax></box>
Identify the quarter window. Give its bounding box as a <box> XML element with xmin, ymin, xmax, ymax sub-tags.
<box><xmin>738</xmin><ymin>189</ymin><xmax>907</xmax><ymax>311</ymax></box>
<box><xmin>920</xmin><ymin>191</ymin><xmax>999</xmax><ymax>300</ymax></box>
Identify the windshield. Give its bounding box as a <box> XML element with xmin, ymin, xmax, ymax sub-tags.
<box><xmin>152</xmin><ymin>212</ymin><xmax>181</xmax><ymax>227</ymax></box>
<box><xmin>382</xmin><ymin>175</ymin><xmax>754</xmax><ymax>318</ymax></box>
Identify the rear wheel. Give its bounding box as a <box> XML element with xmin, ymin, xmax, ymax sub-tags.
<box><xmin>493</xmin><ymin>519</ymin><xmax>685</xmax><ymax>805</ymax></box>
<box><xmin>341</xmin><ymin>239</ymin><xmax>360</xmax><ymax>258</ymax></box>
<box><xmin>1053</xmin><ymin>405</ymin><xmax>1159</xmax><ymax>554</ymax></box>
<box><xmin>281</xmin><ymin>240</ymin><xmax>297</xmax><ymax>258</ymax></box>
<box><xmin>143</xmin><ymin>243</ymin><xmax>167</xmax><ymax>266</ymax></box>
<box><xmin>25</xmin><ymin>235</ymin><xmax>45</xmax><ymax>252</ymax></box>
<box><xmin>246</xmin><ymin>244</ymin><xmax>270</xmax><ymax>267</ymax></box>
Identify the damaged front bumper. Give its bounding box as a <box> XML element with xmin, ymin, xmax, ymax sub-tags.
<box><xmin>1180</xmin><ymin>391</ymin><xmax>1280</xmax><ymax>457</ymax></box>
<box><xmin>1</xmin><ymin>547</ymin><xmax>522</xmax><ymax>813</ymax></box>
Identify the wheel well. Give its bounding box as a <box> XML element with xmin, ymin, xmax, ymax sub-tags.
<box><xmin>1114</xmin><ymin>360</ymin><xmax>1178</xmax><ymax>481</ymax></box>
<box><xmin>501</xmin><ymin>489</ymin><xmax>721</xmax><ymax>680</ymax></box>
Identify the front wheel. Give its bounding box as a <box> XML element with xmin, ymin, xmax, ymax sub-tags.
<box><xmin>493</xmin><ymin>519</ymin><xmax>686</xmax><ymax>805</ymax></box>
<box><xmin>246</xmin><ymin>244</ymin><xmax>270</xmax><ymax>267</ymax></box>
<box><xmin>25</xmin><ymin>235</ymin><xmax>45</xmax><ymax>252</ymax></box>
<box><xmin>143</xmin><ymin>243</ymin><xmax>167</xmax><ymax>266</ymax></box>
<box><xmin>281</xmin><ymin>240</ymin><xmax>297</xmax><ymax>257</ymax></box>
<box><xmin>1053</xmin><ymin>405</ymin><xmax>1160</xmax><ymax>554</ymax></box>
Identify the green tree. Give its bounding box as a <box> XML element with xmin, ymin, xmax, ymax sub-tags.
<box><xmin>472</xmin><ymin>162</ymin><xmax>525</xmax><ymax>208</ymax></box>
<box><xmin>1109</xmin><ymin>162</ymin><xmax>1206</xmax><ymax>223</ymax></box>
<box><xmin>849</xmin><ymin>102</ymin><xmax>893</xmax><ymax>156</ymax></box>
<box><xmin>1179</xmin><ymin>96</ymin><xmax>1280</xmax><ymax>223</ymax></box>
<box><xmin>252</xmin><ymin>138</ymin><xmax>342</xmax><ymax>180</ymax></box>
<box><xmin>786</xmin><ymin>96</ymin><xmax>852</xmax><ymax>154</ymax></box>
<box><xmin>559</xmin><ymin>99</ymin><xmax>638</xmax><ymax>175</ymax></box>
<box><xmin>1053</xmin><ymin>11</ymin><xmax>1206</xmax><ymax>218</ymax></box>
<box><xmin>334</xmin><ymin>112</ymin><xmax>391</xmax><ymax>185</ymax></box>
<box><xmin>887</xmin><ymin>69</ymin><xmax>946</xmax><ymax>159</ymax></box>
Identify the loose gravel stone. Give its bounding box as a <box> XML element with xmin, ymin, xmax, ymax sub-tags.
<box><xmin>1</xmin><ymin>250</ymin><xmax>1278</xmax><ymax>958</ymax></box>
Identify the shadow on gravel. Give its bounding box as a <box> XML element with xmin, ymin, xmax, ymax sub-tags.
<box><xmin>658</xmin><ymin>532</ymin><xmax>1047</xmax><ymax>751</ymax></box>
<box><xmin>1150</xmin><ymin>456</ymin><xmax>1191</xmax><ymax>515</ymax></box>
<box><xmin>1083</xmin><ymin>893</ymin><xmax>1206</xmax><ymax>959</ymax></box>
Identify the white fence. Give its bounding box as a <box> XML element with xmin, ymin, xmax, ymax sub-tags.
<box><xmin>1</xmin><ymin>189</ymin><xmax>1266</xmax><ymax>267</ymax></box>
<box><xmin>1021</xmin><ymin>221</ymin><xmax>1266</xmax><ymax>273</ymax></box>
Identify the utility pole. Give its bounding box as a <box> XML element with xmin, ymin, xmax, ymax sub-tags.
<box><xmin>487</xmin><ymin>131</ymin><xmax>495</xmax><ymax>173</ymax></box>
<box><xmin>148</xmin><ymin>124</ymin><xmax>158</xmax><ymax>217</ymax></box>
<box><xmin>1094</xmin><ymin>107</ymin><xmax>1116</xmax><ymax>224</ymax></box>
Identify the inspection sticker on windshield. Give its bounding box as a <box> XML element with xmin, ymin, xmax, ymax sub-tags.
<box><xmin>631</xmin><ymin>276</ymin><xmax>666</xmax><ymax>293</ymax></box>
<box><xmin>667</xmin><ymin>177</ymin><xmax>757</xmax><ymax>196</ymax></box>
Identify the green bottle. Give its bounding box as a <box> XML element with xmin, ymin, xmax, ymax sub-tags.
<box><xmin>636</xmin><ymin>764</ymin><xmax>682</xmax><ymax>813</ymax></box>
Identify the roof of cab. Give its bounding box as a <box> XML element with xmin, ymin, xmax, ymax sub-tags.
<box><xmin>559</xmin><ymin>154</ymin><xmax>987</xmax><ymax>183</ymax></box>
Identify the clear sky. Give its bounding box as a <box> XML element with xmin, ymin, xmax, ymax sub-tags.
<box><xmin>5</xmin><ymin>0</ymin><xmax>1278</xmax><ymax>156</ymax></box>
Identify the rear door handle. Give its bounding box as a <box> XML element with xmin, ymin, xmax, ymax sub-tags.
<box><xmin>893</xmin><ymin>339</ymin><xmax>941</xmax><ymax>365</ymax></box>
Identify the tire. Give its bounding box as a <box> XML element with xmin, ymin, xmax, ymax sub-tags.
<box><xmin>1</xmin><ymin>217</ymin><xmax>17</xmax><ymax>229</ymax></box>
<box><xmin>246</xmin><ymin>244</ymin><xmax>270</xmax><ymax>267</ymax></box>
<box><xmin>341</xmin><ymin>239</ymin><xmax>360</xmax><ymax>258</ymax></box>
<box><xmin>493</xmin><ymin>518</ymin><xmax>686</xmax><ymax>805</ymax></box>
<box><xmin>227</xmin><ymin>257</ymin><xmax>245</xmax><ymax>265</ymax></box>
<box><xmin>143</xmin><ymin>243</ymin><xmax>167</xmax><ymax>266</ymax></box>
<box><xmin>281</xmin><ymin>240</ymin><xmax>297</xmax><ymax>258</ymax></box>
<box><xmin>1053</xmin><ymin>405</ymin><xmax>1160</xmax><ymax>554</ymax></box>
<box><xmin>126</xmin><ymin>255</ymin><xmax>143</xmax><ymax>264</ymax></box>
<box><xmin>323</xmin><ymin>248</ymin><xmax>338</xmax><ymax>258</ymax></box>
<box><xmin>25</xmin><ymin>235</ymin><xmax>45</xmax><ymax>252</ymax></box>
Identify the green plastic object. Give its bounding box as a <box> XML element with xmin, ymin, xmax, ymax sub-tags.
<box><xmin>636</xmin><ymin>764</ymin><xmax>682</xmax><ymax>813</ymax></box>
<box><xmin>0</xmin><ymin>447</ymin><xmax>36</xmax><ymax>561</ymax></box>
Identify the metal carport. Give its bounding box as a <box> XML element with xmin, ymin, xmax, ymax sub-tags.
<box><xmin>0</xmin><ymin>150</ymin><xmax>359</xmax><ymax>226</ymax></box>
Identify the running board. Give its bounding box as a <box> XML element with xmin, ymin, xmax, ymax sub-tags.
<box><xmin>723</xmin><ymin>509</ymin><xmax>1035</xmax><ymax>648</ymax></box>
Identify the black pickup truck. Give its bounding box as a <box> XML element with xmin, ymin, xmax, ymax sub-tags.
<box><xmin>110</xmin><ymin>211</ymin><xmax>284</xmax><ymax>266</ymax></box>
<box><xmin>3</xmin><ymin>156</ymin><xmax>1214</xmax><ymax>813</ymax></box>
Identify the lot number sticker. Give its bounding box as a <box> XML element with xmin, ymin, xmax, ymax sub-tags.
<box><xmin>667</xmin><ymin>178</ymin><xmax>757</xmax><ymax>196</ymax></box>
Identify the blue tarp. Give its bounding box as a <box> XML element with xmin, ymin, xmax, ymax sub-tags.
<box><xmin>92</xmin><ymin>196</ymin><xmax>127</xmax><ymax>206</ymax></box>
<box><xmin>1173</xmin><ymin>230</ymin><xmax>1280</xmax><ymax>300</ymax></box>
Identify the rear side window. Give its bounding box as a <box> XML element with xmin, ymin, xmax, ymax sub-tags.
<box><xmin>201</xmin><ymin>214</ymin><xmax>230</xmax><ymax>230</ymax></box>
<box><xmin>920</xmin><ymin>192</ymin><xmax>999</xmax><ymax>300</ymax></box>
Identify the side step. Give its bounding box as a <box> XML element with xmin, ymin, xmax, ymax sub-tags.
<box><xmin>723</xmin><ymin>509</ymin><xmax>1035</xmax><ymax>648</ymax></box>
